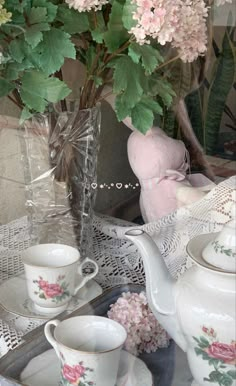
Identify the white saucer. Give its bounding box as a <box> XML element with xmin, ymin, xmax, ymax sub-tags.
<box><xmin>0</xmin><ymin>274</ymin><xmax>102</xmax><ymax>319</ymax></box>
<box><xmin>20</xmin><ymin>349</ymin><xmax>153</xmax><ymax>386</ymax></box>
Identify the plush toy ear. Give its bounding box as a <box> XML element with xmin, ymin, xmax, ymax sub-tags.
<box><xmin>127</xmin><ymin>129</ymin><xmax>166</xmax><ymax>180</ymax></box>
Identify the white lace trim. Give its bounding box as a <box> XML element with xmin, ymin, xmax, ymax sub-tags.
<box><xmin>0</xmin><ymin>177</ymin><xmax>235</xmax><ymax>357</ymax></box>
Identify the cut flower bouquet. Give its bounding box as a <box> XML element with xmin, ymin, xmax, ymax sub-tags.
<box><xmin>108</xmin><ymin>291</ymin><xmax>169</xmax><ymax>355</ymax></box>
<box><xmin>0</xmin><ymin>0</ymin><xmax>232</xmax><ymax>132</ymax></box>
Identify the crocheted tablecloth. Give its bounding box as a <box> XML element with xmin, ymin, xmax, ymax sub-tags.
<box><xmin>0</xmin><ymin>176</ymin><xmax>235</xmax><ymax>358</ymax></box>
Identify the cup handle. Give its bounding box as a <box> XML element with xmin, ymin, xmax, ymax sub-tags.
<box><xmin>44</xmin><ymin>319</ymin><xmax>61</xmax><ymax>358</ymax></box>
<box><xmin>74</xmin><ymin>257</ymin><xmax>99</xmax><ymax>295</ymax></box>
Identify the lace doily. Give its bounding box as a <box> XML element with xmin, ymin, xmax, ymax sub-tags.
<box><xmin>0</xmin><ymin>217</ymin><xmax>44</xmax><ymax>357</ymax></box>
<box><xmin>93</xmin><ymin>176</ymin><xmax>236</xmax><ymax>288</ymax></box>
<box><xmin>0</xmin><ymin>177</ymin><xmax>235</xmax><ymax>358</ymax></box>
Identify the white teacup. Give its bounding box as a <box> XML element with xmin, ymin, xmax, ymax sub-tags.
<box><xmin>44</xmin><ymin>316</ymin><xmax>127</xmax><ymax>386</ymax></box>
<box><xmin>21</xmin><ymin>244</ymin><xmax>99</xmax><ymax>314</ymax></box>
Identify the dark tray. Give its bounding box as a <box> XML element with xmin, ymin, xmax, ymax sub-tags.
<box><xmin>0</xmin><ymin>284</ymin><xmax>175</xmax><ymax>386</ymax></box>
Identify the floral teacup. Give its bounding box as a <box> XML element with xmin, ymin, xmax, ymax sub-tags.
<box><xmin>22</xmin><ymin>244</ymin><xmax>98</xmax><ymax>314</ymax></box>
<box><xmin>44</xmin><ymin>315</ymin><xmax>127</xmax><ymax>386</ymax></box>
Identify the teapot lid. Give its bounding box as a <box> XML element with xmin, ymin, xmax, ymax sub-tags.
<box><xmin>187</xmin><ymin>204</ymin><xmax>236</xmax><ymax>274</ymax></box>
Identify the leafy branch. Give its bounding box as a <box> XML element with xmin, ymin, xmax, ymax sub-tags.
<box><xmin>0</xmin><ymin>0</ymin><xmax>177</xmax><ymax>129</ymax></box>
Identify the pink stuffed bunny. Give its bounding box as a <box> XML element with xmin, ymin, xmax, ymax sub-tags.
<box><xmin>128</xmin><ymin>127</ymin><xmax>214</xmax><ymax>222</ymax></box>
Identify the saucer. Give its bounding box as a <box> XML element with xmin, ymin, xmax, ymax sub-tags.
<box><xmin>20</xmin><ymin>349</ymin><xmax>153</xmax><ymax>386</ymax></box>
<box><xmin>0</xmin><ymin>274</ymin><xmax>102</xmax><ymax>319</ymax></box>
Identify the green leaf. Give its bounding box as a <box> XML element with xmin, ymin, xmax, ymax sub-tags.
<box><xmin>129</xmin><ymin>43</ymin><xmax>164</xmax><ymax>74</ymax></box>
<box><xmin>204</xmin><ymin>31</ymin><xmax>235</xmax><ymax>154</ymax></box>
<box><xmin>0</xmin><ymin>78</ymin><xmax>14</xmax><ymax>97</ymax></box>
<box><xmin>208</xmin><ymin>370</ymin><xmax>223</xmax><ymax>383</ymax></box>
<box><xmin>36</xmin><ymin>28</ymin><xmax>76</xmax><ymax>75</ymax></box>
<box><xmin>5</xmin><ymin>60</ymin><xmax>33</xmax><ymax>80</ymax></box>
<box><xmin>199</xmin><ymin>336</ymin><xmax>210</xmax><ymax>347</ymax></box>
<box><xmin>9</xmin><ymin>37</ymin><xmax>42</xmax><ymax>68</ymax></box>
<box><xmin>115</xmin><ymin>93</ymin><xmax>132</xmax><ymax>121</ymax></box>
<box><xmin>39</xmin><ymin>293</ymin><xmax>46</xmax><ymax>299</ymax></box>
<box><xmin>20</xmin><ymin>70</ymin><xmax>71</xmax><ymax>112</ymax></box>
<box><xmin>91</xmin><ymin>29</ymin><xmax>104</xmax><ymax>44</ymax></box>
<box><xmin>209</xmin><ymin>358</ymin><xmax>219</xmax><ymax>366</ymax></box>
<box><xmin>93</xmin><ymin>76</ymin><xmax>103</xmax><ymax>87</ymax></box>
<box><xmin>57</xmin><ymin>4</ymin><xmax>89</xmax><ymax>34</ymax></box>
<box><xmin>112</xmin><ymin>56</ymin><xmax>144</xmax><ymax>108</ymax></box>
<box><xmin>130</xmin><ymin>96</ymin><xmax>162</xmax><ymax>133</ymax></box>
<box><xmin>25</xmin><ymin>22</ymin><xmax>50</xmax><ymax>48</ymax></box>
<box><xmin>220</xmin><ymin>373</ymin><xmax>233</xmax><ymax>386</ymax></box>
<box><xmin>104</xmin><ymin>0</ymin><xmax>129</xmax><ymax>53</ymax></box>
<box><xmin>140</xmin><ymin>96</ymin><xmax>163</xmax><ymax>115</ymax></box>
<box><xmin>32</xmin><ymin>0</ymin><xmax>57</xmax><ymax>22</ymax></box>
<box><xmin>20</xmin><ymin>107</ymin><xmax>33</xmax><ymax>123</ymax></box>
<box><xmin>5</xmin><ymin>0</ymin><xmax>29</xmax><ymax>13</ymax></box>
<box><xmin>227</xmin><ymin>370</ymin><xmax>236</xmax><ymax>379</ymax></box>
<box><xmin>28</xmin><ymin>6</ymin><xmax>47</xmax><ymax>23</ymax></box>
<box><xmin>194</xmin><ymin>347</ymin><xmax>204</xmax><ymax>356</ymax></box>
<box><xmin>9</xmin><ymin>39</ymin><xmax>26</xmax><ymax>63</ymax></box>
<box><xmin>202</xmin><ymin>352</ymin><xmax>211</xmax><ymax>360</ymax></box>
<box><xmin>148</xmin><ymin>74</ymin><xmax>175</xmax><ymax>107</ymax></box>
<box><xmin>91</xmin><ymin>13</ymin><xmax>106</xmax><ymax>43</ymax></box>
<box><xmin>131</xmin><ymin>101</ymin><xmax>154</xmax><ymax>134</ymax></box>
<box><xmin>122</xmin><ymin>0</ymin><xmax>136</xmax><ymax>30</ymax></box>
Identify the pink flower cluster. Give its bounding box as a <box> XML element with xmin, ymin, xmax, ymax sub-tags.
<box><xmin>130</xmin><ymin>0</ymin><xmax>232</xmax><ymax>62</ymax></box>
<box><xmin>38</xmin><ymin>279</ymin><xmax>63</xmax><ymax>298</ymax></box>
<box><xmin>62</xmin><ymin>363</ymin><xmax>86</xmax><ymax>384</ymax></box>
<box><xmin>130</xmin><ymin>0</ymin><xmax>209</xmax><ymax>62</ymax></box>
<box><xmin>65</xmin><ymin>0</ymin><xmax>108</xmax><ymax>12</ymax></box>
<box><xmin>206</xmin><ymin>341</ymin><xmax>236</xmax><ymax>365</ymax></box>
<box><xmin>108</xmin><ymin>291</ymin><xmax>169</xmax><ymax>355</ymax></box>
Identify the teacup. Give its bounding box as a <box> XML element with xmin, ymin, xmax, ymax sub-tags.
<box><xmin>21</xmin><ymin>244</ymin><xmax>99</xmax><ymax>314</ymax></box>
<box><xmin>44</xmin><ymin>315</ymin><xmax>127</xmax><ymax>386</ymax></box>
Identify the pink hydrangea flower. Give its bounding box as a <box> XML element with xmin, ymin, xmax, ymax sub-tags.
<box><xmin>130</xmin><ymin>0</ymin><xmax>209</xmax><ymax>62</ymax></box>
<box><xmin>108</xmin><ymin>291</ymin><xmax>169</xmax><ymax>355</ymax></box>
<box><xmin>65</xmin><ymin>0</ymin><xmax>108</xmax><ymax>12</ymax></box>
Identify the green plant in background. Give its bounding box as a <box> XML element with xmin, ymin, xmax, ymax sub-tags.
<box><xmin>185</xmin><ymin>26</ymin><xmax>235</xmax><ymax>155</ymax></box>
<box><xmin>0</xmin><ymin>0</ymin><xmax>176</xmax><ymax>127</ymax></box>
<box><xmin>224</xmin><ymin>105</ymin><xmax>236</xmax><ymax>132</ymax></box>
<box><xmin>0</xmin><ymin>0</ymin><xmax>232</xmax><ymax>133</ymax></box>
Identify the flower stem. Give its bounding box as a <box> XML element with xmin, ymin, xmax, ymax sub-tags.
<box><xmin>104</xmin><ymin>39</ymin><xmax>131</xmax><ymax>65</ymax></box>
<box><xmin>156</xmin><ymin>55</ymin><xmax>181</xmax><ymax>71</ymax></box>
<box><xmin>7</xmin><ymin>95</ymin><xmax>22</xmax><ymax>109</ymax></box>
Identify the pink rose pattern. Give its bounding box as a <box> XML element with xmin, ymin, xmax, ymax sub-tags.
<box><xmin>194</xmin><ymin>327</ymin><xmax>236</xmax><ymax>385</ymax></box>
<box><xmin>33</xmin><ymin>275</ymin><xmax>70</xmax><ymax>304</ymax></box>
<box><xmin>61</xmin><ymin>360</ymin><xmax>95</xmax><ymax>385</ymax></box>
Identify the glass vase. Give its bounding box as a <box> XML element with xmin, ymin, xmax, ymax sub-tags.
<box><xmin>22</xmin><ymin>104</ymin><xmax>101</xmax><ymax>259</ymax></box>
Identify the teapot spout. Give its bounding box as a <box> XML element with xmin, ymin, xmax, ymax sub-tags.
<box><xmin>125</xmin><ymin>229</ymin><xmax>187</xmax><ymax>352</ymax></box>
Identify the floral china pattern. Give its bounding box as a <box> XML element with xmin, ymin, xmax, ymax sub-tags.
<box><xmin>212</xmin><ymin>241</ymin><xmax>236</xmax><ymax>258</ymax></box>
<box><xmin>33</xmin><ymin>275</ymin><xmax>70</xmax><ymax>303</ymax></box>
<box><xmin>193</xmin><ymin>326</ymin><xmax>236</xmax><ymax>385</ymax></box>
<box><xmin>60</xmin><ymin>356</ymin><xmax>95</xmax><ymax>386</ymax></box>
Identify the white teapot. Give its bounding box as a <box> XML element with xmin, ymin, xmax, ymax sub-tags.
<box><xmin>126</xmin><ymin>205</ymin><xmax>236</xmax><ymax>386</ymax></box>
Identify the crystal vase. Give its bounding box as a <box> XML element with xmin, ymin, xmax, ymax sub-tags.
<box><xmin>22</xmin><ymin>104</ymin><xmax>101</xmax><ymax>259</ymax></box>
